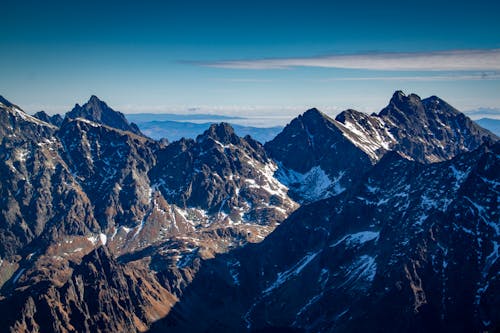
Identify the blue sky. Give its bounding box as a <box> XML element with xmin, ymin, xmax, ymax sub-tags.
<box><xmin>1</xmin><ymin>0</ymin><xmax>499</xmax><ymax>123</ymax></box>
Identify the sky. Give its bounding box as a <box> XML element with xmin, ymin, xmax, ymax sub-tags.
<box><xmin>1</xmin><ymin>0</ymin><xmax>499</xmax><ymax>124</ymax></box>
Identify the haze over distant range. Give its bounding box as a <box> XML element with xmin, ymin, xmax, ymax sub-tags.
<box><xmin>1</xmin><ymin>0</ymin><xmax>499</xmax><ymax>118</ymax></box>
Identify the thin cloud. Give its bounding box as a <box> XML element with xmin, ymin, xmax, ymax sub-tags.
<box><xmin>316</xmin><ymin>72</ymin><xmax>500</xmax><ymax>82</ymax></box>
<box><xmin>213</xmin><ymin>78</ymin><xmax>275</xmax><ymax>83</ymax></box>
<box><xmin>198</xmin><ymin>49</ymin><xmax>500</xmax><ymax>71</ymax></box>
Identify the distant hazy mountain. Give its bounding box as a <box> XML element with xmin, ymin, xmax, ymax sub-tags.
<box><xmin>476</xmin><ymin>118</ymin><xmax>500</xmax><ymax>136</ymax></box>
<box><xmin>130</xmin><ymin>119</ymin><xmax>283</xmax><ymax>143</ymax></box>
<box><xmin>464</xmin><ymin>107</ymin><xmax>500</xmax><ymax>119</ymax></box>
<box><xmin>126</xmin><ymin>113</ymin><xmax>244</xmax><ymax>123</ymax></box>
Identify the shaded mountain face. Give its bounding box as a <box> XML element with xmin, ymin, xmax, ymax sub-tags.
<box><xmin>265</xmin><ymin>91</ymin><xmax>497</xmax><ymax>203</ymax></box>
<box><xmin>155</xmin><ymin>141</ymin><xmax>500</xmax><ymax>333</ymax></box>
<box><xmin>65</xmin><ymin>95</ymin><xmax>144</xmax><ymax>136</ymax></box>
<box><xmin>33</xmin><ymin>111</ymin><xmax>64</xmax><ymax>127</ymax></box>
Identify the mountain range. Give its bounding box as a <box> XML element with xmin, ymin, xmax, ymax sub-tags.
<box><xmin>476</xmin><ymin>118</ymin><xmax>500</xmax><ymax>136</ymax></box>
<box><xmin>0</xmin><ymin>91</ymin><xmax>498</xmax><ymax>332</ymax></box>
<box><xmin>128</xmin><ymin>119</ymin><xmax>283</xmax><ymax>144</ymax></box>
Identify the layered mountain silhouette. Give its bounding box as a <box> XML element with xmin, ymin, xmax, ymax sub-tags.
<box><xmin>0</xmin><ymin>92</ymin><xmax>498</xmax><ymax>332</ymax></box>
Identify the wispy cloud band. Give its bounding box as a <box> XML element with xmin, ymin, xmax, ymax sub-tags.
<box><xmin>199</xmin><ymin>49</ymin><xmax>500</xmax><ymax>71</ymax></box>
<box><xmin>316</xmin><ymin>72</ymin><xmax>500</xmax><ymax>81</ymax></box>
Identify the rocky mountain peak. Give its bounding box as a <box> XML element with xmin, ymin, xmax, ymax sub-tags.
<box><xmin>265</xmin><ymin>107</ymin><xmax>374</xmax><ymax>202</ymax></box>
<box><xmin>301</xmin><ymin>107</ymin><xmax>324</xmax><ymax>119</ymax></box>
<box><xmin>33</xmin><ymin>111</ymin><xmax>64</xmax><ymax>127</ymax></box>
<box><xmin>374</xmin><ymin>91</ymin><xmax>498</xmax><ymax>162</ymax></box>
<box><xmin>385</xmin><ymin>90</ymin><xmax>423</xmax><ymax>115</ymax></box>
<box><xmin>335</xmin><ymin>109</ymin><xmax>367</xmax><ymax>123</ymax></box>
<box><xmin>88</xmin><ymin>94</ymin><xmax>102</xmax><ymax>104</ymax></box>
<box><xmin>66</xmin><ymin>96</ymin><xmax>144</xmax><ymax>136</ymax></box>
<box><xmin>197</xmin><ymin>122</ymin><xmax>240</xmax><ymax>145</ymax></box>
<box><xmin>422</xmin><ymin>95</ymin><xmax>461</xmax><ymax>116</ymax></box>
<box><xmin>67</xmin><ymin>95</ymin><xmax>110</xmax><ymax>118</ymax></box>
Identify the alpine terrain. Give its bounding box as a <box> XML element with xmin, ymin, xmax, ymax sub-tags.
<box><xmin>0</xmin><ymin>91</ymin><xmax>498</xmax><ymax>332</ymax></box>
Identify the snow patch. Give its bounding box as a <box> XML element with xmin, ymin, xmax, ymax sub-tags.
<box><xmin>263</xmin><ymin>251</ymin><xmax>320</xmax><ymax>294</ymax></box>
<box><xmin>276</xmin><ymin>165</ymin><xmax>345</xmax><ymax>202</ymax></box>
<box><xmin>87</xmin><ymin>235</ymin><xmax>99</xmax><ymax>245</ymax></box>
<box><xmin>14</xmin><ymin>148</ymin><xmax>30</xmax><ymax>162</ymax></box>
<box><xmin>340</xmin><ymin>255</ymin><xmax>377</xmax><ymax>289</ymax></box>
<box><xmin>449</xmin><ymin>165</ymin><xmax>470</xmax><ymax>190</ymax></box>
<box><xmin>8</xmin><ymin>106</ymin><xmax>56</xmax><ymax>128</ymax></box>
<box><xmin>12</xmin><ymin>268</ymin><xmax>26</xmax><ymax>284</ymax></box>
<box><xmin>331</xmin><ymin>231</ymin><xmax>379</xmax><ymax>248</ymax></box>
<box><xmin>76</xmin><ymin>117</ymin><xmax>100</xmax><ymax>127</ymax></box>
<box><xmin>464</xmin><ymin>196</ymin><xmax>499</xmax><ymax>236</ymax></box>
<box><xmin>227</xmin><ymin>259</ymin><xmax>241</xmax><ymax>286</ymax></box>
<box><xmin>99</xmin><ymin>233</ymin><xmax>107</xmax><ymax>245</ymax></box>
<box><xmin>335</xmin><ymin>118</ymin><xmax>395</xmax><ymax>161</ymax></box>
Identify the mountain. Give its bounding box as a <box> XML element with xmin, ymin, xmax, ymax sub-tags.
<box><xmin>0</xmin><ymin>96</ymin><xmax>298</xmax><ymax>332</ymax></box>
<box><xmin>265</xmin><ymin>91</ymin><xmax>497</xmax><ymax>203</ymax></box>
<box><xmin>377</xmin><ymin>91</ymin><xmax>495</xmax><ymax>162</ymax></box>
<box><xmin>153</xmin><ymin>140</ymin><xmax>500</xmax><ymax>333</ymax></box>
<box><xmin>65</xmin><ymin>95</ymin><xmax>144</xmax><ymax>136</ymax></box>
<box><xmin>0</xmin><ymin>91</ymin><xmax>498</xmax><ymax>333</ymax></box>
<box><xmin>476</xmin><ymin>118</ymin><xmax>500</xmax><ymax>136</ymax></box>
<box><xmin>265</xmin><ymin>108</ymin><xmax>373</xmax><ymax>203</ymax></box>
<box><xmin>33</xmin><ymin>111</ymin><xmax>64</xmax><ymax>127</ymax></box>
<box><xmin>149</xmin><ymin>122</ymin><xmax>297</xmax><ymax>229</ymax></box>
<box><xmin>129</xmin><ymin>119</ymin><xmax>283</xmax><ymax>144</ymax></box>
